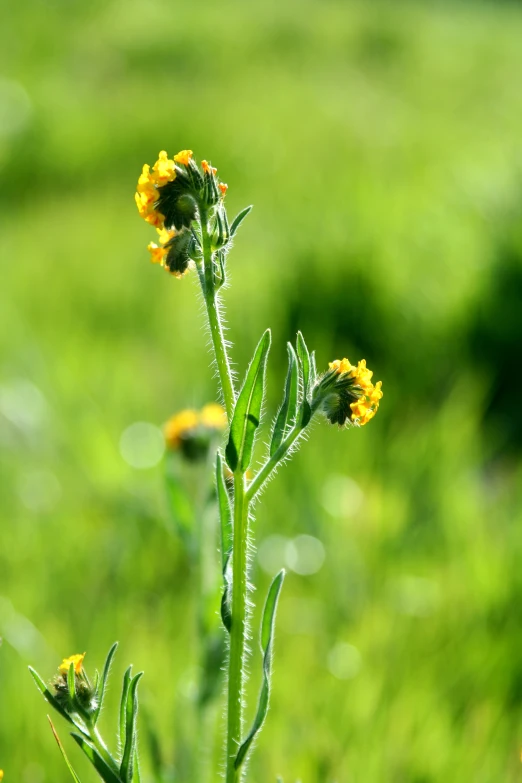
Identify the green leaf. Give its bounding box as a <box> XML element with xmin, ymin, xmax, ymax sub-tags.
<box><xmin>71</xmin><ymin>734</ymin><xmax>122</xmax><ymax>783</ymax></box>
<box><xmin>67</xmin><ymin>662</ymin><xmax>76</xmax><ymax>703</ymax></box>
<box><xmin>296</xmin><ymin>331</ymin><xmax>311</xmax><ymax>399</ymax></box>
<box><xmin>270</xmin><ymin>343</ymin><xmax>299</xmax><ymax>456</ymax></box>
<box><xmin>48</xmin><ymin>716</ymin><xmax>84</xmax><ymax>782</ymax></box>
<box><xmin>29</xmin><ymin>666</ymin><xmax>76</xmax><ymax>729</ymax></box>
<box><xmin>309</xmin><ymin>350</ymin><xmax>318</xmax><ymax>387</ymax></box>
<box><xmin>216</xmin><ymin>451</ymin><xmax>233</xmax><ymax>571</ymax></box>
<box><xmin>120</xmin><ymin>672</ymin><xmax>144</xmax><ymax>782</ymax></box>
<box><xmin>229</xmin><ymin>205</ymin><xmax>253</xmax><ymax>236</ymax></box>
<box><xmin>220</xmin><ymin>552</ymin><xmax>233</xmax><ymax>633</ymax></box>
<box><xmin>119</xmin><ymin>667</ymin><xmax>132</xmax><ymax>753</ymax></box>
<box><xmin>133</xmin><ymin>750</ymin><xmax>141</xmax><ymax>783</ymax></box>
<box><xmin>216</xmin><ymin>450</ymin><xmax>234</xmax><ymax>633</ymax></box>
<box><xmin>94</xmin><ymin>642</ymin><xmax>118</xmax><ymax>725</ymax></box>
<box><xmin>226</xmin><ymin>329</ymin><xmax>271</xmax><ymax>473</ymax></box>
<box><xmin>235</xmin><ymin>570</ymin><xmax>285</xmax><ymax>770</ymax></box>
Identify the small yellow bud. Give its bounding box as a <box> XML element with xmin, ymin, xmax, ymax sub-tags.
<box><xmin>174</xmin><ymin>149</ymin><xmax>193</xmax><ymax>166</ymax></box>
<box><xmin>201</xmin><ymin>159</ymin><xmax>217</xmax><ymax>175</ymax></box>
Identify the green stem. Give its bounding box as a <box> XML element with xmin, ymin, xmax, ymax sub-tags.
<box><xmin>226</xmin><ymin>471</ymin><xmax>249</xmax><ymax>782</ymax></box>
<box><xmin>199</xmin><ymin>207</ymin><xmax>236</xmax><ymax>421</ymax></box>
<box><xmin>246</xmin><ymin>423</ymin><xmax>304</xmax><ymax>503</ymax></box>
<box><xmin>88</xmin><ymin>722</ymin><xmax>121</xmax><ymax>776</ymax></box>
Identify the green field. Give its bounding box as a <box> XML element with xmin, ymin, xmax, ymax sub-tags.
<box><xmin>2</xmin><ymin>0</ymin><xmax>522</xmax><ymax>780</ymax></box>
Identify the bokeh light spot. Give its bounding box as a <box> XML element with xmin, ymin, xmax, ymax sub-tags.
<box><xmin>328</xmin><ymin>642</ymin><xmax>362</xmax><ymax>680</ymax></box>
<box><xmin>119</xmin><ymin>421</ymin><xmax>165</xmax><ymax>469</ymax></box>
<box><xmin>285</xmin><ymin>535</ymin><xmax>325</xmax><ymax>575</ymax></box>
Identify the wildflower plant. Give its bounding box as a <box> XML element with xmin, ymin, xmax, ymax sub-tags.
<box><xmin>31</xmin><ymin>149</ymin><xmax>382</xmax><ymax>782</ymax></box>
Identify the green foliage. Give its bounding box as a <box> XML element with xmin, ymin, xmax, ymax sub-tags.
<box><xmin>71</xmin><ymin>736</ymin><xmax>122</xmax><ymax>783</ymax></box>
<box><xmin>226</xmin><ymin>329</ymin><xmax>271</xmax><ymax>472</ymax></box>
<box><xmin>94</xmin><ymin>642</ymin><xmax>119</xmax><ymax>725</ymax></box>
<box><xmin>235</xmin><ymin>570</ymin><xmax>285</xmax><ymax>770</ymax></box>
<box><xmin>270</xmin><ymin>344</ymin><xmax>299</xmax><ymax>456</ymax></box>
<box><xmin>229</xmin><ymin>206</ymin><xmax>253</xmax><ymax>237</ymax></box>
<box><xmin>120</xmin><ymin>672</ymin><xmax>144</xmax><ymax>782</ymax></box>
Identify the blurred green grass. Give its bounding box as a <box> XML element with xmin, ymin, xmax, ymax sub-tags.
<box><xmin>2</xmin><ymin>0</ymin><xmax>522</xmax><ymax>780</ymax></box>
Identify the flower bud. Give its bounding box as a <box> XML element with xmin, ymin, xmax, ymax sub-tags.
<box><xmin>52</xmin><ymin>653</ymin><xmax>98</xmax><ymax>716</ymax></box>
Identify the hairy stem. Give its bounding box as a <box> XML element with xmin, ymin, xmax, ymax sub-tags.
<box><xmin>88</xmin><ymin>722</ymin><xmax>120</xmax><ymax>775</ymax></box>
<box><xmin>199</xmin><ymin>207</ymin><xmax>236</xmax><ymax>421</ymax></box>
<box><xmin>226</xmin><ymin>471</ymin><xmax>250</xmax><ymax>782</ymax></box>
<box><xmin>246</xmin><ymin>423</ymin><xmax>305</xmax><ymax>502</ymax></box>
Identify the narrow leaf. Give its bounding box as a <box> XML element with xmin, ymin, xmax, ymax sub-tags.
<box><xmin>48</xmin><ymin>716</ymin><xmax>83</xmax><ymax>782</ymax></box>
<box><xmin>235</xmin><ymin>570</ymin><xmax>285</xmax><ymax>770</ymax></box>
<box><xmin>296</xmin><ymin>331</ymin><xmax>311</xmax><ymax>399</ymax></box>
<box><xmin>270</xmin><ymin>343</ymin><xmax>299</xmax><ymax>456</ymax></box>
<box><xmin>94</xmin><ymin>642</ymin><xmax>118</xmax><ymax>725</ymax></box>
<box><xmin>220</xmin><ymin>552</ymin><xmax>233</xmax><ymax>633</ymax></box>
<box><xmin>67</xmin><ymin>662</ymin><xmax>76</xmax><ymax>703</ymax></box>
<box><xmin>71</xmin><ymin>734</ymin><xmax>122</xmax><ymax>783</ymax></box>
<box><xmin>120</xmin><ymin>672</ymin><xmax>144</xmax><ymax>782</ymax></box>
<box><xmin>216</xmin><ymin>451</ymin><xmax>233</xmax><ymax>571</ymax></box>
<box><xmin>309</xmin><ymin>350</ymin><xmax>317</xmax><ymax>386</ymax></box>
<box><xmin>226</xmin><ymin>329</ymin><xmax>271</xmax><ymax>473</ymax></box>
<box><xmin>229</xmin><ymin>205</ymin><xmax>253</xmax><ymax>236</ymax></box>
<box><xmin>119</xmin><ymin>667</ymin><xmax>132</xmax><ymax>753</ymax></box>
<box><xmin>133</xmin><ymin>750</ymin><xmax>141</xmax><ymax>783</ymax></box>
<box><xmin>29</xmin><ymin>666</ymin><xmax>75</xmax><ymax>728</ymax></box>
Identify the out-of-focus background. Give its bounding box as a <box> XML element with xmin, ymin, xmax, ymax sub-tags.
<box><xmin>2</xmin><ymin>0</ymin><xmax>522</xmax><ymax>780</ymax></box>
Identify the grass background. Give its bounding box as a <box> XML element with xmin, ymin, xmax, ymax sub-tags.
<box><xmin>1</xmin><ymin>0</ymin><xmax>522</xmax><ymax>780</ymax></box>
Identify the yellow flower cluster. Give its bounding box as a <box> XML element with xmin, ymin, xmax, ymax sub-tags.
<box><xmin>58</xmin><ymin>653</ymin><xmax>86</xmax><ymax>675</ymax></box>
<box><xmin>329</xmin><ymin>358</ymin><xmax>383</xmax><ymax>426</ymax></box>
<box><xmin>0</xmin><ymin>769</ymin><xmax>4</xmax><ymax>780</ymax></box>
<box><xmin>164</xmin><ymin>403</ymin><xmax>227</xmax><ymax>450</ymax></box>
<box><xmin>135</xmin><ymin>150</ymin><xmax>193</xmax><ymax>228</ymax></box>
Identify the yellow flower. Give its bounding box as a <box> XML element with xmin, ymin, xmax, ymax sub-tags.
<box><xmin>329</xmin><ymin>357</ymin><xmax>383</xmax><ymax>426</ymax></box>
<box><xmin>200</xmin><ymin>403</ymin><xmax>227</xmax><ymax>431</ymax></box>
<box><xmin>151</xmin><ymin>150</ymin><xmax>177</xmax><ymax>186</ymax></box>
<box><xmin>135</xmin><ymin>152</ymin><xmax>177</xmax><ymax>228</ymax></box>
<box><xmin>147</xmin><ymin>227</ymin><xmax>177</xmax><ymax>270</ymax></box>
<box><xmin>0</xmin><ymin>770</ymin><xmax>4</xmax><ymax>780</ymax></box>
<box><xmin>59</xmin><ymin>653</ymin><xmax>86</xmax><ymax>675</ymax></box>
<box><xmin>174</xmin><ymin>149</ymin><xmax>193</xmax><ymax>166</ymax></box>
<box><xmin>164</xmin><ymin>409</ymin><xmax>200</xmax><ymax>449</ymax></box>
<box><xmin>219</xmin><ymin>182</ymin><xmax>228</xmax><ymax>196</ymax></box>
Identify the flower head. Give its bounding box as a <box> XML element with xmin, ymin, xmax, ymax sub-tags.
<box><xmin>315</xmin><ymin>358</ymin><xmax>383</xmax><ymax>427</ymax></box>
<box><xmin>0</xmin><ymin>770</ymin><xmax>4</xmax><ymax>780</ymax></box>
<box><xmin>59</xmin><ymin>653</ymin><xmax>85</xmax><ymax>675</ymax></box>
<box><xmin>164</xmin><ymin>409</ymin><xmax>200</xmax><ymax>450</ymax></box>
<box><xmin>52</xmin><ymin>652</ymin><xmax>97</xmax><ymax>715</ymax></box>
<box><xmin>164</xmin><ymin>403</ymin><xmax>227</xmax><ymax>461</ymax></box>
